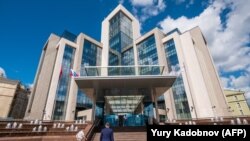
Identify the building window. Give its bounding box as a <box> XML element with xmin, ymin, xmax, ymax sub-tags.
<box><xmin>137</xmin><ymin>35</ymin><xmax>160</xmax><ymax>75</ymax></box>
<box><xmin>240</xmin><ymin>110</ymin><xmax>244</xmax><ymax>115</ymax></box>
<box><xmin>81</xmin><ymin>39</ymin><xmax>102</xmax><ymax>76</ymax></box>
<box><xmin>159</xmin><ymin>115</ymin><xmax>166</xmax><ymax>122</ymax></box>
<box><xmin>234</xmin><ymin>95</ymin><xmax>238</xmax><ymax>100</ymax></box>
<box><xmin>76</xmin><ymin>40</ymin><xmax>102</xmax><ymax>117</ymax></box>
<box><xmin>237</xmin><ymin>102</ymin><xmax>241</xmax><ymax>108</ymax></box>
<box><xmin>108</xmin><ymin>11</ymin><xmax>134</xmax><ymax>69</ymax></box>
<box><xmin>53</xmin><ymin>45</ymin><xmax>75</xmax><ymax>120</ymax></box>
<box><xmin>164</xmin><ymin>39</ymin><xmax>191</xmax><ymax>119</ymax></box>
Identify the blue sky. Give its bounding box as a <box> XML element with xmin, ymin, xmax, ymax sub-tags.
<box><xmin>0</xmin><ymin>0</ymin><xmax>249</xmax><ymax>100</ymax></box>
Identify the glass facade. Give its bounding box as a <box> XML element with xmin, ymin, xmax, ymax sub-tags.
<box><xmin>53</xmin><ymin>45</ymin><xmax>75</xmax><ymax>120</ymax></box>
<box><xmin>81</xmin><ymin>40</ymin><xmax>102</xmax><ymax>76</ymax></box>
<box><xmin>157</xmin><ymin>95</ymin><xmax>166</xmax><ymax>110</ymax></box>
<box><xmin>137</xmin><ymin>35</ymin><xmax>160</xmax><ymax>75</ymax></box>
<box><xmin>76</xmin><ymin>89</ymin><xmax>92</xmax><ymax>109</ymax></box>
<box><xmin>137</xmin><ymin>35</ymin><xmax>165</xmax><ymax>123</ymax></box>
<box><xmin>77</xmin><ymin>39</ymin><xmax>102</xmax><ymax>115</ymax></box>
<box><xmin>29</xmin><ymin>5</ymin><xmax>223</xmax><ymax>125</ymax></box>
<box><xmin>108</xmin><ymin>11</ymin><xmax>134</xmax><ymax>75</ymax></box>
<box><xmin>61</xmin><ymin>30</ymin><xmax>77</xmax><ymax>42</ymax></box>
<box><xmin>164</xmin><ymin>39</ymin><xmax>191</xmax><ymax>119</ymax></box>
<box><xmin>104</xmin><ymin>114</ymin><xmax>145</xmax><ymax>127</ymax></box>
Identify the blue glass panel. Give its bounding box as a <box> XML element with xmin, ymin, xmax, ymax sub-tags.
<box><xmin>104</xmin><ymin>114</ymin><xmax>119</xmax><ymax>127</ymax></box>
<box><xmin>77</xmin><ymin>39</ymin><xmax>102</xmax><ymax>113</ymax></box>
<box><xmin>104</xmin><ymin>114</ymin><xmax>145</xmax><ymax>127</ymax></box>
<box><xmin>125</xmin><ymin>114</ymin><xmax>145</xmax><ymax>126</ymax></box>
<box><xmin>76</xmin><ymin>90</ymin><xmax>92</xmax><ymax>108</ymax></box>
<box><xmin>164</xmin><ymin>39</ymin><xmax>191</xmax><ymax>119</ymax></box>
<box><xmin>61</xmin><ymin>30</ymin><xmax>77</xmax><ymax>42</ymax></box>
<box><xmin>143</xmin><ymin>102</ymin><xmax>154</xmax><ymax>118</ymax></box>
<box><xmin>95</xmin><ymin>102</ymin><xmax>104</xmax><ymax>118</ymax></box>
<box><xmin>108</xmin><ymin>11</ymin><xmax>134</xmax><ymax>75</ymax></box>
<box><xmin>137</xmin><ymin>35</ymin><xmax>160</xmax><ymax>75</ymax></box>
<box><xmin>53</xmin><ymin>45</ymin><xmax>75</xmax><ymax>120</ymax></box>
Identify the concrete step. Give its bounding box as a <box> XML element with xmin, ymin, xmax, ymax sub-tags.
<box><xmin>92</xmin><ymin>132</ymin><xmax>147</xmax><ymax>141</ymax></box>
<box><xmin>0</xmin><ymin>135</ymin><xmax>76</xmax><ymax>141</ymax></box>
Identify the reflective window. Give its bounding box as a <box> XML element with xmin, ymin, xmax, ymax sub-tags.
<box><xmin>137</xmin><ymin>35</ymin><xmax>160</xmax><ymax>75</ymax></box>
<box><xmin>81</xmin><ymin>40</ymin><xmax>102</xmax><ymax>67</ymax></box>
<box><xmin>121</xmin><ymin>48</ymin><xmax>135</xmax><ymax>75</ymax></box>
<box><xmin>157</xmin><ymin>95</ymin><xmax>166</xmax><ymax>110</ymax></box>
<box><xmin>96</xmin><ymin>102</ymin><xmax>104</xmax><ymax>118</ymax></box>
<box><xmin>164</xmin><ymin>39</ymin><xmax>191</xmax><ymax>119</ymax></box>
<box><xmin>61</xmin><ymin>30</ymin><xmax>77</xmax><ymax>42</ymax></box>
<box><xmin>53</xmin><ymin>45</ymin><xmax>75</xmax><ymax>120</ymax></box>
<box><xmin>108</xmin><ymin>11</ymin><xmax>134</xmax><ymax>75</ymax></box>
<box><xmin>77</xmin><ymin>40</ymin><xmax>102</xmax><ymax>113</ymax></box>
<box><xmin>76</xmin><ymin>90</ymin><xmax>92</xmax><ymax>109</ymax></box>
<box><xmin>81</xmin><ymin>40</ymin><xmax>102</xmax><ymax>76</ymax></box>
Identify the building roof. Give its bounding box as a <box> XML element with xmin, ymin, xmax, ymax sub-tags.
<box><xmin>224</xmin><ymin>89</ymin><xmax>245</xmax><ymax>96</ymax></box>
<box><xmin>0</xmin><ymin>77</ymin><xmax>19</xmax><ymax>85</ymax></box>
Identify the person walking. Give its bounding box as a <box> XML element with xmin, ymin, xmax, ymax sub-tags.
<box><xmin>100</xmin><ymin>122</ymin><xmax>114</xmax><ymax>141</ymax></box>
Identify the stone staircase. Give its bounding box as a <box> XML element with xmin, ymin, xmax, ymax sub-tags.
<box><xmin>0</xmin><ymin>119</ymin><xmax>92</xmax><ymax>141</ymax></box>
<box><xmin>91</xmin><ymin>126</ymin><xmax>147</xmax><ymax>141</ymax></box>
<box><xmin>91</xmin><ymin>132</ymin><xmax>147</xmax><ymax>141</ymax></box>
<box><xmin>164</xmin><ymin>116</ymin><xmax>250</xmax><ymax>125</ymax></box>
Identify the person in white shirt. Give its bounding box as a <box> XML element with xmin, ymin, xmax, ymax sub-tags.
<box><xmin>76</xmin><ymin>129</ymin><xmax>85</xmax><ymax>141</ymax></box>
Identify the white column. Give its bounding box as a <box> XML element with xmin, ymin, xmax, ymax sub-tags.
<box><xmin>153</xmin><ymin>88</ymin><xmax>159</xmax><ymax>123</ymax></box>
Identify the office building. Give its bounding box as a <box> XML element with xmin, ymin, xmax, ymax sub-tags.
<box><xmin>224</xmin><ymin>90</ymin><xmax>250</xmax><ymax>116</ymax></box>
<box><xmin>26</xmin><ymin>5</ymin><xmax>230</xmax><ymax>125</ymax></box>
<box><xmin>0</xmin><ymin>77</ymin><xmax>30</xmax><ymax>119</ymax></box>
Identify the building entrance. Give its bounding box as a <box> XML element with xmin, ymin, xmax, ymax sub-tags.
<box><xmin>103</xmin><ymin>95</ymin><xmax>146</xmax><ymax>126</ymax></box>
<box><xmin>104</xmin><ymin>114</ymin><xmax>145</xmax><ymax>127</ymax></box>
<box><xmin>75</xmin><ymin>74</ymin><xmax>176</xmax><ymax>125</ymax></box>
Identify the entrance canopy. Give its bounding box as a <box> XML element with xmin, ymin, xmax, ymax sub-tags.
<box><xmin>74</xmin><ymin>65</ymin><xmax>177</xmax><ymax>100</ymax></box>
<box><xmin>75</xmin><ymin>75</ymin><xmax>176</xmax><ymax>89</ymax></box>
<box><xmin>74</xmin><ymin>66</ymin><xmax>177</xmax><ymax>123</ymax></box>
<box><xmin>75</xmin><ymin>75</ymin><xmax>177</xmax><ymax>101</ymax></box>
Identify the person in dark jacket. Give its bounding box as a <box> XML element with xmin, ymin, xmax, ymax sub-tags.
<box><xmin>100</xmin><ymin>122</ymin><xmax>114</xmax><ymax>141</ymax></box>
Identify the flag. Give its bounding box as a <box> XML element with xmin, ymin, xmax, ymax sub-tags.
<box><xmin>70</xmin><ymin>69</ymin><xmax>79</xmax><ymax>77</ymax></box>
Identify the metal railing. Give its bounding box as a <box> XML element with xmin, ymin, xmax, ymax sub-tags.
<box><xmin>85</xmin><ymin>118</ymin><xmax>101</xmax><ymax>141</ymax></box>
<box><xmin>79</xmin><ymin>65</ymin><xmax>170</xmax><ymax>77</ymax></box>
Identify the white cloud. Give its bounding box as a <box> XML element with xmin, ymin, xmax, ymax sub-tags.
<box><xmin>175</xmin><ymin>0</ymin><xmax>186</xmax><ymax>4</ymax></box>
<box><xmin>220</xmin><ymin>77</ymin><xmax>230</xmax><ymax>88</ymax></box>
<box><xmin>173</xmin><ymin>0</ymin><xmax>195</xmax><ymax>7</ymax></box>
<box><xmin>0</xmin><ymin>67</ymin><xmax>7</xmax><ymax>78</ymax></box>
<box><xmin>159</xmin><ymin>0</ymin><xmax>250</xmax><ymax>95</ymax></box>
<box><xmin>27</xmin><ymin>83</ymin><xmax>34</xmax><ymax>89</ymax></box>
<box><xmin>130</xmin><ymin>0</ymin><xmax>166</xmax><ymax>22</ymax></box>
<box><xmin>186</xmin><ymin>0</ymin><xmax>195</xmax><ymax>8</ymax></box>
<box><xmin>130</xmin><ymin>0</ymin><xmax>154</xmax><ymax>7</ymax></box>
<box><xmin>247</xmin><ymin>65</ymin><xmax>250</xmax><ymax>73</ymax></box>
<box><xmin>232</xmin><ymin>74</ymin><xmax>250</xmax><ymax>100</ymax></box>
<box><xmin>119</xmin><ymin>0</ymin><xmax>124</xmax><ymax>4</ymax></box>
<box><xmin>220</xmin><ymin>74</ymin><xmax>250</xmax><ymax>100</ymax></box>
<box><xmin>159</xmin><ymin>0</ymin><xmax>250</xmax><ymax>73</ymax></box>
<box><xmin>229</xmin><ymin>74</ymin><xmax>250</xmax><ymax>91</ymax></box>
<box><xmin>245</xmin><ymin>91</ymin><xmax>250</xmax><ymax>99</ymax></box>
